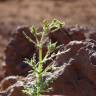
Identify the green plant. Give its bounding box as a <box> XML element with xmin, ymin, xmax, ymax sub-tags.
<box><xmin>22</xmin><ymin>19</ymin><xmax>65</xmax><ymax>96</ymax></box>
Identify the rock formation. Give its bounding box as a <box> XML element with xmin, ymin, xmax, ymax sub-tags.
<box><xmin>1</xmin><ymin>26</ymin><xmax>96</xmax><ymax>96</ymax></box>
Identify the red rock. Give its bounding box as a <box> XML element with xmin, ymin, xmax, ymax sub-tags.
<box><xmin>2</xmin><ymin>26</ymin><xmax>96</xmax><ymax>96</ymax></box>
<box><xmin>5</xmin><ymin>26</ymin><xmax>35</xmax><ymax>76</ymax></box>
<box><xmin>4</xmin><ymin>25</ymin><xmax>87</xmax><ymax>76</ymax></box>
<box><xmin>45</xmin><ymin>40</ymin><xmax>96</xmax><ymax>96</ymax></box>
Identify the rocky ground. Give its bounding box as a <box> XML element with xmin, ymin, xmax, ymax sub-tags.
<box><xmin>0</xmin><ymin>25</ymin><xmax>96</xmax><ymax>96</ymax></box>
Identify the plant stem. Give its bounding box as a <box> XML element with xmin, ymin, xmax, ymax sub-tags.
<box><xmin>37</xmin><ymin>45</ymin><xmax>43</xmax><ymax>96</ymax></box>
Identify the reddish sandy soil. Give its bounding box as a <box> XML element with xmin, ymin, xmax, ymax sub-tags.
<box><xmin>0</xmin><ymin>0</ymin><xmax>96</xmax><ymax>73</ymax></box>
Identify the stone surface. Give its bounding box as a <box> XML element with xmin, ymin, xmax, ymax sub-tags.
<box><xmin>1</xmin><ymin>39</ymin><xmax>96</xmax><ymax>96</ymax></box>
<box><xmin>4</xmin><ymin>25</ymin><xmax>88</xmax><ymax>76</ymax></box>
<box><xmin>0</xmin><ymin>76</ymin><xmax>25</xmax><ymax>96</ymax></box>
<box><xmin>5</xmin><ymin>26</ymin><xmax>36</xmax><ymax>76</ymax></box>
<box><xmin>1</xmin><ymin>26</ymin><xmax>96</xmax><ymax>96</ymax></box>
<box><xmin>50</xmin><ymin>39</ymin><xmax>96</xmax><ymax>96</ymax></box>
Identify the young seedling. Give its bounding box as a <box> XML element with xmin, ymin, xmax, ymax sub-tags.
<box><xmin>22</xmin><ymin>19</ymin><xmax>65</xmax><ymax>96</ymax></box>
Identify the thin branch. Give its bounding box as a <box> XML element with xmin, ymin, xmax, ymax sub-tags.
<box><xmin>42</xmin><ymin>48</ymin><xmax>71</xmax><ymax>63</ymax></box>
<box><xmin>23</xmin><ymin>31</ymin><xmax>36</xmax><ymax>45</ymax></box>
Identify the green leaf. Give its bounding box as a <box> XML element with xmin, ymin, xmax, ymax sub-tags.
<box><xmin>43</xmin><ymin>20</ymin><xmax>49</xmax><ymax>34</ymax></box>
<box><xmin>30</xmin><ymin>26</ymin><xmax>37</xmax><ymax>35</ymax></box>
<box><xmin>48</xmin><ymin>41</ymin><xmax>57</xmax><ymax>53</ymax></box>
<box><xmin>49</xmin><ymin>19</ymin><xmax>65</xmax><ymax>31</ymax></box>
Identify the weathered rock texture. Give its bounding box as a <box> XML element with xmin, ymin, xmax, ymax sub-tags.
<box><xmin>1</xmin><ymin>39</ymin><xmax>96</xmax><ymax>96</ymax></box>
<box><xmin>4</xmin><ymin>25</ymin><xmax>96</xmax><ymax>76</ymax></box>
<box><xmin>0</xmin><ymin>76</ymin><xmax>25</xmax><ymax>96</ymax></box>
<box><xmin>5</xmin><ymin>26</ymin><xmax>36</xmax><ymax>76</ymax></box>
<box><xmin>50</xmin><ymin>39</ymin><xmax>96</xmax><ymax>96</ymax></box>
<box><xmin>1</xmin><ymin>26</ymin><xmax>96</xmax><ymax>96</ymax></box>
